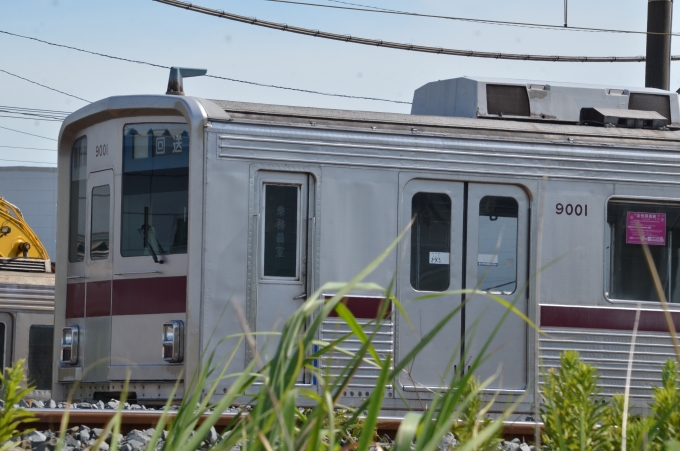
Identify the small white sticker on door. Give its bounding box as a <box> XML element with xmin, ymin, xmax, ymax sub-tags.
<box><xmin>478</xmin><ymin>254</ymin><xmax>499</xmax><ymax>266</ymax></box>
<box><xmin>429</xmin><ymin>252</ymin><xmax>450</xmax><ymax>265</ymax></box>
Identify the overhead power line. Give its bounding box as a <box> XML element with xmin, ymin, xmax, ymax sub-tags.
<box><xmin>0</xmin><ymin>145</ymin><xmax>56</xmax><ymax>151</ymax></box>
<box><xmin>157</xmin><ymin>0</ymin><xmax>680</xmax><ymax>62</ymax></box>
<box><xmin>0</xmin><ymin>69</ymin><xmax>91</xmax><ymax>103</ymax></box>
<box><xmin>259</xmin><ymin>0</ymin><xmax>680</xmax><ymax>36</ymax></box>
<box><xmin>0</xmin><ymin>106</ymin><xmax>71</xmax><ymax>122</ymax></box>
<box><xmin>0</xmin><ymin>125</ymin><xmax>57</xmax><ymax>141</ymax></box>
<box><xmin>0</xmin><ymin>29</ymin><xmax>410</xmax><ymax>105</ymax></box>
<box><xmin>0</xmin><ymin>157</ymin><xmax>55</xmax><ymax>165</ymax></box>
<box><xmin>0</xmin><ymin>115</ymin><xmax>63</xmax><ymax>122</ymax></box>
<box><xmin>325</xmin><ymin>0</ymin><xmax>398</xmax><ymax>12</ymax></box>
<box><xmin>0</xmin><ymin>106</ymin><xmax>72</xmax><ymax>116</ymax></box>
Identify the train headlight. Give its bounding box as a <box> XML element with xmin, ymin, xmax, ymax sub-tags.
<box><xmin>61</xmin><ymin>326</ymin><xmax>79</xmax><ymax>365</ymax></box>
<box><xmin>162</xmin><ymin>321</ymin><xmax>183</xmax><ymax>363</ymax></box>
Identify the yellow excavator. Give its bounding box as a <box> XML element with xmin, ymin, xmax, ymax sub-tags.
<box><xmin>0</xmin><ymin>196</ymin><xmax>49</xmax><ymax>263</ymax></box>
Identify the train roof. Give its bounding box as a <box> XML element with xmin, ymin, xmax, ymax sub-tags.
<box><xmin>210</xmin><ymin>98</ymin><xmax>680</xmax><ymax>149</ymax></box>
<box><xmin>59</xmin><ymin>92</ymin><xmax>680</xmax><ymax>153</ymax></box>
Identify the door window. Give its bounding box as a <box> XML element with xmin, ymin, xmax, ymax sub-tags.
<box><xmin>410</xmin><ymin>192</ymin><xmax>451</xmax><ymax>292</ymax></box>
<box><xmin>477</xmin><ymin>196</ymin><xmax>519</xmax><ymax>294</ymax></box>
<box><xmin>263</xmin><ymin>184</ymin><xmax>299</xmax><ymax>279</ymax></box>
<box><xmin>607</xmin><ymin>200</ymin><xmax>680</xmax><ymax>303</ymax></box>
<box><xmin>69</xmin><ymin>136</ymin><xmax>87</xmax><ymax>262</ymax></box>
<box><xmin>90</xmin><ymin>185</ymin><xmax>111</xmax><ymax>260</ymax></box>
<box><xmin>121</xmin><ymin>123</ymin><xmax>189</xmax><ymax>257</ymax></box>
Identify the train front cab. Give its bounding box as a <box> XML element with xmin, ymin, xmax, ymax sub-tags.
<box><xmin>54</xmin><ymin>96</ymin><xmax>212</xmax><ymax>402</ymax></box>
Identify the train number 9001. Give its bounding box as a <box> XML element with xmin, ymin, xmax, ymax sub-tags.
<box><xmin>556</xmin><ymin>203</ymin><xmax>588</xmax><ymax>216</ymax></box>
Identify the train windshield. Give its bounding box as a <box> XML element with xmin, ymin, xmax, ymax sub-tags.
<box><xmin>607</xmin><ymin>200</ymin><xmax>680</xmax><ymax>303</ymax></box>
<box><xmin>121</xmin><ymin>123</ymin><xmax>189</xmax><ymax>257</ymax></box>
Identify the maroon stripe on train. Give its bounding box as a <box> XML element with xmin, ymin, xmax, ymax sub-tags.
<box><xmin>326</xmin><ymin>297</ymin><xmax>392</xmax><ymax>319</ymax></box>
<box><xmin>86</xmin><ymin>281</ymin><xmax>111</xmax><ymax>317</ymax></box>
<box><xmin>112</xmin><ymin>276</ymin><xmax>186</xmax><ymax>316</ymax></box>
<box><xmin>541</xmin><ymin>305</ymin><xmax>680</xmax><ymax>333</ymax></box>
<box><xmin>66</xmin><ymin>283</ymin><xmax>85</xmax><ymax>319</ymax></box>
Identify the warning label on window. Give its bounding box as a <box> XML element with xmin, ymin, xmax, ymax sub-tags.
<box><xmin>626</xmin><ymin>212</ymin><xmax>666</xmax><ymax>245</ymax></box>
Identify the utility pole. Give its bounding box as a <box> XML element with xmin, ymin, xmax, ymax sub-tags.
<box><xmin>645</xmin><ymin>0</ymin><xmax>673</xmax><ymax>90</ymax></box>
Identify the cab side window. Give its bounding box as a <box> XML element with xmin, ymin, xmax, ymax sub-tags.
<box><xmin>68</xmin><ymin>137</ymin><xmax>87</xmax><ymax>262</ymax></box>
<box><xmin>607</xmin><ymin>200</ymin><xmax>680</xmax><ymax>303</ymax></box>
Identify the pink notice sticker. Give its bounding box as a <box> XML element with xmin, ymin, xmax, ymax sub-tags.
<box><xmin>626</xmin><ymin>212</ymin><xmax>666</xmax><ymax>245</ymax></box>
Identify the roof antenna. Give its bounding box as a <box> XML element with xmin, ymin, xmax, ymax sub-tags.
<box><xmin>166</xmin><ymin>67</ymin><xmax>207</xmax><ymax>95</ymax></box>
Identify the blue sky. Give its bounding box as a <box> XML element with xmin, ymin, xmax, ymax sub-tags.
<box><xmin>2</xmin><ymin>0</ymin><xmax>679</xmax><ymax>166</ymax></box>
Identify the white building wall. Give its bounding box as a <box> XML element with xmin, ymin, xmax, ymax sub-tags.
<box><xmin>0</xmin><ymin>167</ymin><xmax>57</xmax><ymax>260</ymax></box>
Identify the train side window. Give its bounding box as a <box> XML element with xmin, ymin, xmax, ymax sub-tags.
<box><xmin>28</xmin><ymin>325</ymin><xmax>53</xmax><ymax>390</ymax></box>
<box><xmin>90</xmin><ymin>185</ymin><xmax>110</xmax><ymax>260</ymax></box>
<box><xmin>410</xmin><ymin>192</ymin><xmax>451</xmax><ymax>292</ymax></box>
<box><xmin>68</xmin><ymin>136</ymin><xmax>87</xmax><ymax>262</ymax></box>
<box><xmin>263</xmin><ymin>184</ymin><xmax>299</xmax><ymax>278</ymax></box>
<box><xmin>121</xmin><ymin>124</ymin><xmax>189</xmax><ymax>257</ymax></box>
<box><xmin>477</xmin><ymin>196</ymin><xmax>518</xmax><ymax>294</ymax></box>
<box><xmin>0</xmin><ymin>322</ymin><xmax>5</xmax><ymax>369</ymax></box>
<box><xmin>28</xmin><ymin>325</ymin><xmax>54</xmax><ymax>390</ymax></box>
<box><xmin>607</xmin><ymin>200</ymin><xmax>680</xmax><ymax>303</ymax></box>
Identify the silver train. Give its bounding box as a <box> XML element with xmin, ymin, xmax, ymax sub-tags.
<box><xmin>53</xmin><ymin>72</ymin><xmax>680</xmax><ymax>413</ymax></box>
<box><xmin>0</xmin><ymin>197</ymin><xmax>54</xmax><ymax>398</ymax></box>
<box><xmin>0</xmin><ymin>268</ymin><xmax>54</xmax><ymax>398</ymax></box>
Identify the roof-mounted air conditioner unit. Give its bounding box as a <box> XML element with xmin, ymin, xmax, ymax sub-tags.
<box><xmin>411</xmin><ymin>77</ymin><xmax>680</xmax><ymax>128</ymax></box>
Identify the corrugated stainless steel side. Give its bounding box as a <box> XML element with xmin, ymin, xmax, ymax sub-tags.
<box><xmin>0</xmin><ymin>258</ymin><xmax>49</xmax><ymax>273</ymax></box>
<box><xmin>319</xmin><ymin>317</ymin><xmax>394</xmax><ymax>394</ymax></box>
<box><xmin>539</xmin><ymin>327</ymin><xmax>677</xmax><ymax>399</ymax></box>
<box><xmin>216</xmin><ymin>123</ymin><xmax>680</xmax><ymax>186</ymax></box>
<box><xmin>0</xmin><ymin>285</ymin><xmax>55</xmax><ymax>311</ymax></box>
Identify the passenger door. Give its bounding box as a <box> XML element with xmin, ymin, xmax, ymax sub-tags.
<box><xmin>253</xmin><ymin>172</ymin><xmax>312</xmax><ymax>369</ymax></box>
<box><xmin>398</xmin><ymin>179</ymin><xmax>465</xmax><ymax>389</ymax></box>
<box><xmin>464</xmin><ymin>184</ymin><xmax>529</xmax><ymax>390</ymax></box>
<box><xmin>84</xmin><ymin>169</ymin><xmax>114</xmax><ymax>381</ymax></box>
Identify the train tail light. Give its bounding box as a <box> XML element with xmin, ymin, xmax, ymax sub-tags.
<box><xmin>61</xmin><ymin>326</ymin><xmax>79</xmax><ymax>365</ymax></box>
<box><xmin>162</xmin><ymin>321</ymin><xmax>184</xmax><ymax>363</ymax></box>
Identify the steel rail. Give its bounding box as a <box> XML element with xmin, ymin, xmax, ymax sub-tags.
<box><xmin>154</xmin><ymin>0</ymin><xmax>680</xmax><ymax>63</ymax></box>
<box><xmin>22</xmin><ymin>409</ymin><xmax>542</xmax><ymax>439</ymax></box>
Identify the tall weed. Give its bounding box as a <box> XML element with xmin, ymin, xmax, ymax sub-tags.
<box><xmin>540</xmin><ymin>350</ymin><xmax>610</xmax><ymax>451</ymax></box>
<box><xmin>541</xmin><ymin>352</ymin><xmax>680</xmax><ymax>451</ymax></box>
<box><xmin>450</xmin><ymin>377</ymin><xmax>502</xmax><ymax>451</ymax></box>
<box><xmin>0</xmin><ymin>360</ymin><xmax>36</xmax><ymax>451</ymax></box>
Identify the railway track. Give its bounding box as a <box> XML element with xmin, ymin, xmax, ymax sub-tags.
<box><xmin>22</xmin><ymin>409</ymin><xmax>542</xmax><ymax>441</ymax></box>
